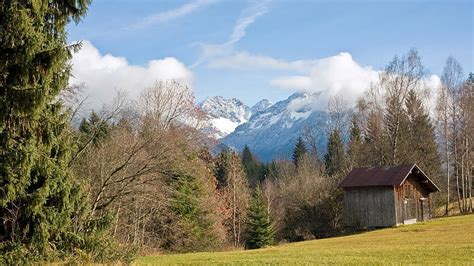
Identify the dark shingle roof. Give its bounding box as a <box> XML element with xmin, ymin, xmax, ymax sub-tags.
<box><xmin>339</xmin><ymin>164</ymin><xmax>440</xmax><ymax>192</ymax></box>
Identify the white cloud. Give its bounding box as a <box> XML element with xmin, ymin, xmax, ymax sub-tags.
<box><xmin>269</xmin><ymin>53</ymin><xmax>379</xmax><ymax>110</ymax></box>
<box><xmin>191</xmin><ymin>0</ymin><xmax>271</xmax><ymax>68</ymax></box>
<box><xmin>227</xmin><ymin>1</ymin><xmax>271</xmax><ymax>46</ymax></box>
<box><xmin>128</xmin><ymin>0</ymin><xmax>217</xmax><ymax>29</ymax></box>
<box><xmin>70</xmin><ymin>41</ymin><xmax>193</xmax><ymax>110</ymax></box>
<box><xmin>207</xmin><ymin>52</ymin><xmax>314</xmax><ymax>71</ymax></box>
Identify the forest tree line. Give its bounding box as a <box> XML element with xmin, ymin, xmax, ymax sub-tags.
<box><xmin>64</xmin><ymin>49</ymin><xmax>473</xmax><ymax>261</ymax></box>
<box><xmin>0</xmin><ymin>1</ymin><xmax>472</xmax><ymax>264</ymax></box>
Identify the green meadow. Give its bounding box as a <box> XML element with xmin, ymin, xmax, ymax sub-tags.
<box><xmin>136</xmin><ymin>214</ymin><xmax>474</xmax><ymax>265</ymax></box>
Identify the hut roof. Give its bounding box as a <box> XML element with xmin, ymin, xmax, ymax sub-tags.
<box><xmin>339</xmin><ymin>164</ymin><xmax>440</xmax><ymax>193</ymax></box>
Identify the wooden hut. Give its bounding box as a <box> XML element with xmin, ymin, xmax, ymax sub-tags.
<box><xmin>339</xmin><ymin>164</ymin><xmax>440</xmax><ymax>229</ymax></box>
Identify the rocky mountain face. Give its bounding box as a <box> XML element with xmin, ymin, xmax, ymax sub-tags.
<box><xmin>200</xmin><ymin>96</ymin><xmax>252</xmax><ymax>139</ymax></box>
<box><xmin>200</xmin><ymin>93</ymin><xmax>329</xmax><ymax>161</ymax></box>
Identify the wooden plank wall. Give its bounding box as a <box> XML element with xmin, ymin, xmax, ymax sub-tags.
<box><xmin>343</xmin><ymin>186</ymin><xmax>396</xmax><ymax>228</ymax></box>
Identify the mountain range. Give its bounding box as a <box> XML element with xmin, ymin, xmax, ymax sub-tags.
<box><xmin>200</xmin><ymin>93</ymin><xmax>330</xmax><ymax>162</ymax></box>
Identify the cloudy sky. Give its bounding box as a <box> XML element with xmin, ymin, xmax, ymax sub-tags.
<box><xmin>68</xmin><ymin>0</ymin><xmax>473</xmax><ymax>109</ymax></box>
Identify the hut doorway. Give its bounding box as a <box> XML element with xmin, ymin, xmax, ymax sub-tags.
<box><xmin>403</xmin><ymin>183</ymin><xmax>417</xmax><ymax>224</ymax></box>
<box><xmin>420</xmin><ymin>198</ymin><xmax>430</xmax><ymax>221</ymax></box>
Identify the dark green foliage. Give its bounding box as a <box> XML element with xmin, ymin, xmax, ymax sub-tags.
<box><xmin>241</xmin><ymin>145</ymin><xmax>266</xmax><ymax>187</ymax></box>
<box><xmin>404</xmin><ymin>89</ymin><xmax>441</xmax><ymax>179</ymax></box>
<box><xmin>0</xmin><ymin>0</ymin><xmax>125</xmax><ymax>263</ymax></box>
<box><xmin>214</xmin><ymin>149</ymin><xmax>231</xmax><ymax>188</ymax></box>
<box><xmin>384</xmin><ymin>92</ymin><xmax>411</xmax><ymax>165</ymax></box>
<box><xmin>292</xmin><ymin>137</ymin><xmax>307</xmax><ymax>169</ymax></box>
<box><xmin>347</xmin><ymin>115</ymin><xmax>363</xmax><ymax>169</ymax></box>
<box><xmin>364</xmin><ymin>112</ymin><xmax>386</xmax><ymax>166</ymax></box>
<box><xmin>170</xmin><ymin>174</ymin><xmax>217</xmax><ymax>252</ymax></box>
<box><xmin>324</xmin><ymin>129</ymin><xmax>345</xmax><ymax>176</ymax></box>
<box><xmin>245</xmin><ymin>185</ymin><xmax>274</xmax><ymax>249</ymax></box>
<box><xmin>79</xmin><ymin>111</ymin><xmax>110</xmax><ymax>145</ymax></box>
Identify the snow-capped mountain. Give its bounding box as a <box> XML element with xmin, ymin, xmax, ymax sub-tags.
<box><xmin>200</xmin><ymin>96</ymin><xmax>252</xmax><ymax>138</ymax></box>
<box><xmin>250</xmin><ymin>99</ymin><xmax>273</xmax><ymax>115</ymax></box>
<box><xmin>221</xmin><ymin>93</ymin><xmax>329</xmax><ymax>161</ymax></box>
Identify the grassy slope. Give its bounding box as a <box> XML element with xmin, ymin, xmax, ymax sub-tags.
<box><xmin>136</xmin><ymin>215</ymin><xmax>474</xmax><ymax>265</ymax></box>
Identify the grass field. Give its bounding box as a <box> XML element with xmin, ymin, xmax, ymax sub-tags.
<box><xmin>136</xmin><ymin>214</ymin><xmax>474</xmax><ymax>265</ymax></box>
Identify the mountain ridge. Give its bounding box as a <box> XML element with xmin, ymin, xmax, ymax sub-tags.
<box><xmin>200</xmin><ymin>93</ymin><xmax>329</xmax><ymax>161</ymax></box>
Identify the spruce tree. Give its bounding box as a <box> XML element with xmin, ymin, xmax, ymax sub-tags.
<box><xmin>364</xmin><ymin>111</ymin><xmax>386</xmax><ymax>166</ymax></box>
<box><xmin>241</xmin><ymin>145</ymin><xmax>262</xmax><ymax>187</ymax></box>
<box><xmin>405</xmin><ymin>89</ymin><xmax>441</xmax><ymax>178</ymax></box>
<box><xmin>384</xmin><ymin>92</ymin><xmax>411</xmax><ymax>165</ymax></box>
<box><xmin>79</xmin><ymin>111</ymin><xmax>110</xmax><ymax>145</ymax></box>
<box><xmin>170</xmin><ymin>174</ymin><xmax>217</xmax><ymax>251</ymax></box>
<box><xmin>245</xmin><ymin>185</ymin><xmax>274</xmax><ymax>249</ymax></box>
<box><xmin>292</xmin><ymin>137</ymin><xmax>307</xmax><ymax>169</ymax></box>
<box><xmin>347</xmin><ymin>115</ymin><xmax>363</xmax><ymax>169</ymax></box>
<box><xmin>324</xmin><ymin>128</ymin><xmax>345</xmax><ymax>176</ymax></box>
<box><xmin>0</xmin><ymin>1</ymin><xmax>118</xmax><ymax>262</ymax></box>
<box><xmin>214</xmin><ymin>149</ymin><xmax>231</xmax><ymax>189</ymax></box>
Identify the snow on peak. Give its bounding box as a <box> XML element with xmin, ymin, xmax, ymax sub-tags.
<box><xmin>200</xmin><ymin>96</ymin><xmax>252</xmax><ymax>139</ymax></box>
<box><xmin>201</xmin><ymin>96</ymin><xmax>251</xmax><ymax>123</ymax></box>
<box><xmin>251</xmin><ymin>99</ymin><xmax>273</xmax><ymax>114</ymax></box>
<box><xmin>221</xmin><ymin>92</ymin><xmax>330</xmax><ymax>161</ymax></box>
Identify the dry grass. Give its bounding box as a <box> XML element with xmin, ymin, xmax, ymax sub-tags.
<box><xmin>135</xmin><ymin>214</ymin><xmax>474</xmax><ymax>265</ymax></box>
<box><xmin>434</xmin><ymin>198</ymin><xmax>473</xmax><ymax>217</ymax></box>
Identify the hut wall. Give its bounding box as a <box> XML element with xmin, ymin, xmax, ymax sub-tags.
<box><xmin>343</xmin><ymin>186</ymin><xmax>396</xmax><ymax>228</ymax></box>
<box><xmin>395</xmin><ymin>174</ymin><xmax>433</xmax><ymax>224</ymax></box>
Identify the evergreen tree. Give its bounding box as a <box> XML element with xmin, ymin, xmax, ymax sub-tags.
<box><xmin>324</xmin><ymin>128</ymin><xmax>345</xmax><ymax>176</ymax></box>
<box><xmin>245</xmin><ymin>185</ymin><xmax>274</xmax><ymax>249</ymax></box>
<box><xmin>292</xmin><ymin>137</ymin><xmax>307</xmax><ymax>169</ymax></box>
<box><xmin>405</xmin><ymin>89</ymin><xmax>441</xmax><ymax>179</ymax></box>
<box><xmin>241</xmin><ymin>145</ymin><xmax>263</xmax><ymax>187</ymax></box>
<box><xmin>214</xmin><ymin>149</ymin><xmax>231</xmax><ymax>189</ymax></box>
<box><xmin>0</xmin><ymin>1</ymin><xmax>121</xmax><ymax>263</ymax></box>
<box><xmin>346</xmin><ymin>115</ymin><xmax>363</xmax><ymax>169</ymax></box>
<box><xmin>364</xmin><ymin>112</ymin><xmax>385</xmax><ymax>166</ymax></box>
<box><xmin>384</xmin><ymin>92</ymin><xmax>411</xmax><ymax>165</ymax></box>
<box><xmin>170</xmin><ymin>174</ymin><xmax>217</xmax><ymax>251</ymax></box>
<box><xmin>79</xmin><ymin>111</ymin><xmax>110</xmax><ymax>145</ymax></box>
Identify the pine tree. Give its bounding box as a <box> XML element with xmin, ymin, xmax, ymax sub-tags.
<box><xmin>384</xmin><ymin>91</ymin><xmax>411</xmax><ymax>165</ymax></box>
<box><xmin>245</xmin><ymin>185</ymin><xmax>274</xmax><ymax>249</ymax></box>
<box><xmin>324</xmin><ymin>128</ymin><xmax>345</xmax><ymax>176</ymax></box>
<box><xmin>170</xmin><ymin>174</ymin><xmax>217</xmax><ymax>251</ymax></box>
<box><xmin>241</xmin><ymin>145</ymin><xmax>263</xmax><ymax>187</ymax></box>
<box><xmin>79</xmin><ymin>111</ymin><xmax>110</xmax><ymax>145</ymax></box>
<box><xmin>214</xmin><ymin>149</ymin><xmax>231</xmax><ymax>189</ymax></box>
<box><xmin>347</xmin><ymin>115</ymin><xmax>363</xmax><ymax>169</ymax></box>
<box><xmin>0</xmin><ymin>0</ymin><xmax>112</xmax><ymax>262</ymax></box>
<box><xmin>405</xmin><ymin>89</ymin><xmax>441</xmax><ymax>179</ymax></box>
<box><xmin>364</xmin><ymin>111</ymin><xmax>385</xmax><ymax>166</ymax></box>
<box><xmin>292</xmin><ymin>137</ymin><xmax>307</xmax><ymax>169</ymax></box>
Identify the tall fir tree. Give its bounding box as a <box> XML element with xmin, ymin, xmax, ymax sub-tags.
<box><xmin>0</xmin><ymin>0</ymin><xmax>117</xmax><ymax>262</ymax></box>
<box><xmin>292</xmin><ymin>137</ymin><xmax>307</xmax><ymax>169</ymax></box>
<box><xmin>364</xmin><ymin>111</ymin><xmax>386</xmax><ymax>166</ymax></box>
<box><xmin>241</xmin><ymin>145</ymin><xmax>265</xmax><ymax>187</ymax></box>
<box><xmin>79</xmin><ymin>111</ymin><xmax>110</xmax><ymax>145</ymax></box>
<box><xmin>405</xmin><ymin>90</ymin><xmax>441</xmax><ymax>180</ymax></box>
<box><xmin>245</xmin><ymin>185</ymin><xmax>274</xmax><ymax>249</ymax></box>
<box><xmin>384</xmin><ymin>92</ymin><xmax>411</xmax><ymax>165</ymax></box>
<box><xmin>214</xmin><ymin>149</ymin><xmax>231</xmax><ymax>189</ymax></box>
<box><xmin>170</xmin><ymin>174</ymin><xmax>217</xmax><ymax>252</ymax></box>
<box><xmin>346</xmin><ymin>115</ymin><xmax>363</xmax><ymax>169</ymax></box>
<box><xmin>324</xmin><ymin>128</ymin><xmax>345</xmax><ymax>176</ymax></box>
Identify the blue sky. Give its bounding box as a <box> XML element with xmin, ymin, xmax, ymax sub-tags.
<box><xmin>68</xmin><ymin>0</ymin><xmax>473</xmax><ymax>107</ymax></box>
